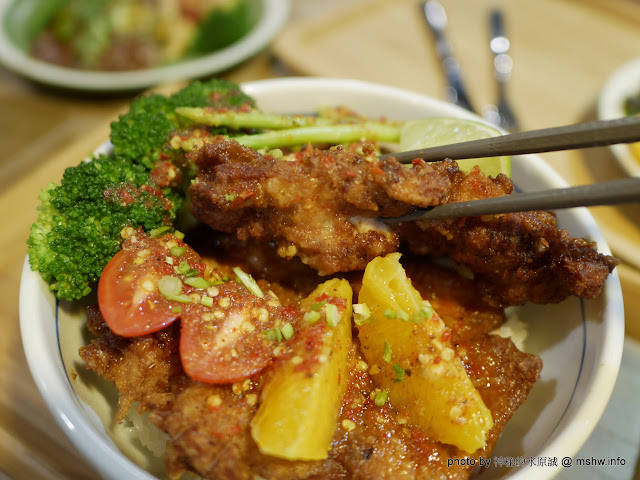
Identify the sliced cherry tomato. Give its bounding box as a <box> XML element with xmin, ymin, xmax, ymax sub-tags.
<box><xmin>99</xmin><ymin>230</ymin><xmax>297</xmax><ymax>384</ymax></box>
<box><xmin>98</xmin><ymin>231</ymin><xmax>204</xmax><ymax>337</ymax></box>
<box><xmin>179</xmin><ymin>281</ymin><xmax>281</xmax><ymax>384</ymax></box>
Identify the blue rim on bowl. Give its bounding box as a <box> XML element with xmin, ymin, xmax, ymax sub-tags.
<box><xmin>0</xmin><ymin>0</ymin><xmax>291</xmax><ymax>92</ymax></box>
<box><xmin>19</xmin><ymin>78</ymin><xmax>625</xmax><ymax>480</ymax></box>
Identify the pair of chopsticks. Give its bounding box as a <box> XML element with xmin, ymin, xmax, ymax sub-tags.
<box><xmin>380</xmin><ymin>116</ymin><xmax>640</xmax><ymax>222</ymax></box>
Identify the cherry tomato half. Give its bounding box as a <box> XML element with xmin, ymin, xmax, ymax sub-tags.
<box><xmin>98</xmin><ymin>232</ymin><xmax>202</xmax><ymax>337</ymax></box>
<box><xmin>98</xmin><ymin>230</ymin><xmax>291</xmax><ymax>384</ymax></box>
<box><xmin>180</xmin><ymin>282</ymin><xmax>277</xmax><ymax>384</ymax></box>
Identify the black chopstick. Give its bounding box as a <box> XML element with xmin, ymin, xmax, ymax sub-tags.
<box><xmin>381</xmin><ymin>178</ymin><xmax>640</xmax><ymax>222</ymax></box>
<box><xmin>380</xmin><ymin>116</ymin><xmax>640</xmax><ymax>163</ymax></box>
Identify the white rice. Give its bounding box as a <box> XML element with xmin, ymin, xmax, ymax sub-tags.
<box><xmin>124</xmin><ymin>404</ymin><xmax>169</xmax><ymax>458</ymax></box>
<box><xmin>492</xmin><ymin>307</ymin><xmax>528</xmax><ymax>350</ymax></box>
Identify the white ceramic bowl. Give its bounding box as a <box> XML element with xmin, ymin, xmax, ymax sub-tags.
<box><xmin>20</xmin><ymin>78</ymin><xmax>625</xmax><ymax>480</ymax></box>
<box><xmin>598</xmin><ymin>56</ymin><xmax>640</xmax><ymax>177</ymax></box>
<box><xmin>0</xmin><ymin>0</ymin><xmax>291</xmax><ymax>92</ymax></box>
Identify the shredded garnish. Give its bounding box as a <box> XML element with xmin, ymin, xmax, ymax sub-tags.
<box><xmin>149</xmin><ymin>226</ymin><xmax>171</xmax><ymax>237</ymax></box>
<box><xmin>185</xmin><ymin>277</ymin><xmax>210</xmax><ymax>289</ymax></box>
<box><xmin>233</xmin><ymin>267</ymin><xmax>265</xmax><ymax>298</ymax></box>
<box><xmin>412</xmin><ymin>302</ymin><xmax>435</xmax><ymax>324</ymax></box>
<box><xmin>201</xmin><ymin>295</ymin><xmax>214</xmax><ymax>307</ymax></box>
<box><xmin>393</xmin><ymin>364</ymin><xmax>405</xmax><ymax>382</ymax></box>
<box><xmin>353</xmin><ymin>303</ymin><xmax>372</xmax><ymax>325</ymax></box>
<box><xmin>263</xmin><ymin>328</ymin><xmax>283</xmax><ymax>342</ymax></box>
<box><xmin>325</xmin><ymin>303</ymin><xmax>339</xmax><ymax>327</ymax></box>
<box><xmin>374</xmin><ymin>390</ymin><xmax>388</xmax><ymax>407</ymax></box>
<box><xmin>280</xmin><ymin>322</ymin><xmax>294</xmax><ymax>340</ymax></box>
<box><xmin>310</xmin><ymin>300</ymin><xmax>328</xmax><ymax>311</ymax></box>
<box><xmin>264</xmin><ymin>324</ymin><xmax>294</xmax><ymax>342</ymax></box>
<box><xmin>304</xmin><ymin>310</ymin><xmax>321</xmax><ymax>324</ymax></box>
<box><xmin>175</xmin><ymin>261</ymin><xmax>191</xmax><ymax>275</ymax></box>
<box><xmin>383</xmin><ymin>308</ymin><xmax>396</xmax><ymax>319</ymax></box>
<box><xmin>382</xmin><ymin>340</ymin><xmax>392</xmax><ymax>363</ymax></box>
<box><xmin>158</xmin><ymin>275</ymin><xmax>182</xmax><ymax>298</ymax></box>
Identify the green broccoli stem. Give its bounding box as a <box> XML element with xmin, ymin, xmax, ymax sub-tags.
<box><xmin>232</xmin><ymin>123</ymin><xmax>402</xmax><ymax>150</ymax></box>
<box><xmin>176</xmin><ymin>107</ymin><xmax>338</xmax><ymax>130</ymax></box>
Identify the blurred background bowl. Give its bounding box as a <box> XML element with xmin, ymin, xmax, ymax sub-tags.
<box><xmin>0</xmin><ymin>0</ymin><xmax>291</xmax><ymax>93</ymax></box>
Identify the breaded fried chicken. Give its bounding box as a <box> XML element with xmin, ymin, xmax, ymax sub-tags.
<box><xmin>79</xmin><ymin>259</ymin><xmax>541</xmax><ymax>480</ymax></box>
<box><xmin>397</xmin><ymin>167</ymin><xmax>618</xmax><ymax>306</ymax></box>
<box><xmin>189</xmin><ymin>138</ymin><xmax>453</xmax><ymax>275</ymax></box>
<box><xmin>188</xmin><ymin>138</ymin><xmax>618</xmax><ymax>306</ymax></box>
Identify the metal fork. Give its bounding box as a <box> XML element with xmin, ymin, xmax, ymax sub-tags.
<box><xmin>484</xmin><ymin>9</ymin><xmax>520</xmax><ymax>132</ymax></box>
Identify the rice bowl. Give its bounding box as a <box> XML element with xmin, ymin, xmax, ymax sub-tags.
<box><xmin>19</xmin><ymin>78</ymin><xmax>625</xmax><ymax>479</ymax></box>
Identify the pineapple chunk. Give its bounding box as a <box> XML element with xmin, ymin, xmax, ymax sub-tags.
<box><xmin>357</xmin><ymin>253</ymin><xmax>493</xmax><ymax>453</ymax></box>
<box><xmin>250</xmin><ymin>279</ymin><xmax>353</xmax><ymax>460</ymax></box>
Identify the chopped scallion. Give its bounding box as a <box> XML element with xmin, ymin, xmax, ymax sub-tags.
<box><xmin>232</xmin><ymin>267</ymin><xmax>264</xmax><ymax>298</ymax></box>
<box><xmin>383</xmin><ymin>308</ymin><xmax>397</xmax><ymax>319</ymax></box>
<box><xmin>393</xmin><ymin>364</ymin><xmax>405</xmax><ymax>382</ymax></box>
<box><xmin>158</xmin><ymin>275</ymin><xmax>183</xmax><ymax>298</ymax></box>
<box><xmin>304</xmin><ymin>310</ymin><xmax>321</xmax><ymax>324</ymax></box>
<box><xmin>397</xmin><ymin>310</ymin><xmax>410</xmax><ymax>322</ymax></box>
<box><xmin>280</xmin><ymin>322</ymin><xmax>294</xmax><ymax>340</ymax></box>
<box><xmin>264</xmin><ymin>327</ymin><xmax>284</xmax><ymax>342</ymax></box>
<box><xmin>382</xmin><ymin>340</ymin><xmax>392</xmax><ymax>363</ymax></box>
<box><xmin>325</xmin><ymin>303</ymin><xmax>339</xmax><ymax>327</ymax></box>
<box><xmin>175</xmin><ymin>261</ymin><xmax>191</xmax><ymax>275</ymax></box>
<box><xmin>263</xmin><ymin>329</ymin><xmax>278</xmax><ymax>342</ymax></box>
<box><xmin>412</xmin><ymin>302</ymin><xmax>435</xmax><ymax>324</ymax></box>
<box><xmin>374</xmin><ymin>390</ymin><xmax>388</xmax><ymax>407</ymax></box>
<box><xmin>167</xmin><ymin>294</ymin><xmax>194</xmax><ymax>304</ymax></box>
<box><xmin>267</xmin><ymin>148</ymin><xmax>283</xmax><ymax>158</ymax></box>
<box><xmin>201</xmin><ymin>295</ymin><xmax>214</xmax><ymax>307</ymax></box>
<box><xmin>310</xmin><ymin>300</ymin><xmax>327</xmax><ymax>311</ymax></box>
<box><xmin>170</xmin><ymin>246</ymin><xmax>186</xmax><ymax>257</ymax></box>
<box><xmin>185</xmin><ymin>277</ymin><xmax>210</xmax><ymax>289</ymax></box>
<box><xmin>149</xmin><ymin>226</ymin><xmax>171</xmax><ymax>237</ymax></box>
<box><xmin>353</xmin><ymin>303</ymin><xmax>372</xmax><ymax>326</ymax></box>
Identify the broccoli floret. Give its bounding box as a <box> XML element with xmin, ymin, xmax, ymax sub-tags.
<box><xmin>170</xmin><ymin>78</ymin><xmax>256</xmax><ymax>112</ymax></box>
<box><xmin>110</xmin><ymin>79</ymin><xmax>255</xmax><ymax>169</ymax></box>
<box><xmin>29</xmin><ymin>78</ymin><xmax>256</xmax><ymax>301</ymax></box>
<box><xmin>27</xmin><ymin>155</ymin><xmax>179</xmax><ymax>301</ymax></box>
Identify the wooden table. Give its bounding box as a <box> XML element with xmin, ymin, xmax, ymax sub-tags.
<box><xmin>1</xmin><ymin>0</ymin><xmax>639</xmax><ymax>478</ymax></box>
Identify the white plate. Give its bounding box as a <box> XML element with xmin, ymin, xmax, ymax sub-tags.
<box><xmin>597</xmin><ymin>56</ymin><xmax>640</xmax><ymax>177</ymax></box>
<box><xmin>20</xmin><ymin>78</ymin><xmax>625</xmax><ymax>480</ymax></box>
<box><xmin>0</xmin><ymin>0</ymin><xmax>291</xmax><ymax>92</ymax></box>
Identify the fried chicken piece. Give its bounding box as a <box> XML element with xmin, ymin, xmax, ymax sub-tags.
<box><xmin>188</xmin><ymin>139</ymin><xmax>617</xmax><ymax>306</ymax></box>
<box><xmin>188</xmin><ymin>138</ymin><xmax>452</xmax><ymax>275</ymax></box>
<box><xmin>397</xmin><ymin>167</ymin><xmax>619</xmax><ymax>306</ymax></box>
<box><xmin>80</xmin><ymin>306</ymin><xmax>183</xmax><ymax>422</ymax></box>
<box><xmin>79</xmin><ymin>261</ymin><xmax>541</xmax><ymax>480</ymax></box>
<box><xmin>330</xmin><ymin>333</ymin><xmax>540</xmax><ymax>480</ymax></box>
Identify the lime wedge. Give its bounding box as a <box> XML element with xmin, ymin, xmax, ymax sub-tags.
<box><xmin>399</xmin><ymin>117</ymin><xmax>510</xmax><ymax>177</ymax></box>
